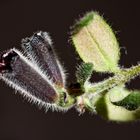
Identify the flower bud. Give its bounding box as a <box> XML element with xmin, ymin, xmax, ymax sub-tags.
<box><xmin>22</xmin><ymin>31</ymin><xmax>65</xmax><ymax>87</ymax></box>
<box><xmin>72</xmin><ymin>12</ymin><xmax>120</xmax><ymax>72</ymax></box>
<box><xmin>0</xmin><ymin>49</ymin><xmax>58</xmax><ymax>104</ymax></box>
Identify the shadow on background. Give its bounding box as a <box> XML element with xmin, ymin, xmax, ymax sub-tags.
<box><xmin>0</xmin><ymin>0</ymin><xmax>140</xmax><ymax>140</ymax></box>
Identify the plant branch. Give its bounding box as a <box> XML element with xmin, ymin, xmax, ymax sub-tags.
<box><xmin>84</xmin><ymin>64</ymin><xmax>140</xmax><ymax>102</ymax></box>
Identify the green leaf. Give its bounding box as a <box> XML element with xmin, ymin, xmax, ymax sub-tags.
<box><xmin>76</xmin><ymin>62</ymin><xmax>93</xmax><ymax>85</ymax></box>
<box><xmin>72</xmin><ymin>12</ymin><xmax>120</xmax><ymax>72</ymax></box>
<box><xmin>95</xmin><ymin>86</ymin><xmax>140</xmax><ymax>122</ymax></box>
<box><xmin>112</xmin><ymin>91</ymin><xmax>140</xmax><ymax>111</ymax></box>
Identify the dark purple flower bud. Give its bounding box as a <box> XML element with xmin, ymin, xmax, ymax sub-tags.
<box><xmin>22</xmin><ymin>31</ymin><xmax>65</xmax><ymax>87</ymax></box>
<box><xmin>0</xmin><ymin>49</ymin><xmax>58</xmax><ymax>104</ymax></box>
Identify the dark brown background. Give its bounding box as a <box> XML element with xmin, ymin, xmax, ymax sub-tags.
<box><xmin>0</xmin><ymin>0</ymin><xmax>140</xmax><ymax>140</ymax></box>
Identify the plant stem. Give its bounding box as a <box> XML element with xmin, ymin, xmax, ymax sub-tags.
<box><xmin>85</xmin><ymin>64</ymin><xmax>140</xmax><ymax>97</ymax></box>
<box><xmin>58</xmin><ymin>64</ymin><xmax>140</xmax><ymax>110</ymax></box>
<box><xmin>79</xmin><ymin>64</ymin><xmax>140</xmax><ymax>113</ymax></box>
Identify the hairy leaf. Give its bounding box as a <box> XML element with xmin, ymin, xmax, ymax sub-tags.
<box><xmin>95</xmin><ymin>86</ymin><xmax>140</xmax><ymax>122</ymax></box>
<box><xmin>76</xmin><ymin>62</ymin><xmax>93</xmax><ymax>85</ymax></box>
<box><xmin>113</xmin><ymin>91</ymin><xmax>140</xmax><ymax>111</ymax></box>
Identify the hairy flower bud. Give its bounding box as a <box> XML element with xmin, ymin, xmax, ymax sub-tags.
<box><xmin>0</xmin><ymin>49</ymin><xmax>58</xmax><ymax>104</ymax></box>
<box><xmin>22</xmin><ymin>31</ymin><xmax>65</xmax><ymax>87</ymax></box>
<box><xmin>72</xmin><ymin>12</ymin><xmax>120</xmax><ymax>72</ymax></box>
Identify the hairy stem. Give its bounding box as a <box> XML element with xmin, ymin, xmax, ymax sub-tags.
<box><xmin>58</xmin><ymin>64</ymin><xmax>140</xmax><ymax>110</ymax></box>
<box><xmin>85</xmin><ymin>64</ymin><xmax>140</xmax><ymax>99</ymax></box>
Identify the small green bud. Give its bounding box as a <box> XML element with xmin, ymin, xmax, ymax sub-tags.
<box><xmin>72</xmin><ymin>12</ymin><xmax>120</xmax><ymax>72</ymax></box>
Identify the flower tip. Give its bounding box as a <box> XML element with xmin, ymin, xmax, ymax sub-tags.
<box><xmin>0</xmin><ymin>49</ymin><xmax>18</xmax><ymax>73</ymax></box>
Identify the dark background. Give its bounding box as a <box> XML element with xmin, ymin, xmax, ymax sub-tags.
<box><xmin>0</xmin><ymin>0</ymin><xmax>140</xmax><ymax>140</ymax></box>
